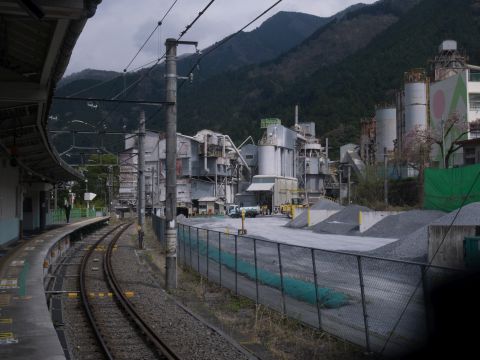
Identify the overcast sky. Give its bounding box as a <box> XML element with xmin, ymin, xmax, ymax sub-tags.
<box><xmin>65</xmin><ymin>0</ymin><xmax>377</xmax><ymax>75</ymax></box>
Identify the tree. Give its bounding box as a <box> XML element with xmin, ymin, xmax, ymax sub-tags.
<box><xmin>427</xmin><ymin>113</ymin><xmax>469</xmax><ymax>168</ymax></box>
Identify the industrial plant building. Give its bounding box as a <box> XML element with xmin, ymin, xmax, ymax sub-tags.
<box><xmin>359</xmin><ymin>40</ymin><xmax>480</xmax><ymax>175</ymax></box>
<box><xmin>118</xmin><ymin>130</ymin><xmax>250</xmax><ymax>216</ymax></box>
<box><xmin>118</xmin><ymin>110</ymin><xmax>335</xmax><ymax>215</ymax></box>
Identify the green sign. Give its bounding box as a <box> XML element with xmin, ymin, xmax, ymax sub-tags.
<box><xmin>260</xmin><ymin>118</ymin><xmax>281</xmax><ymax>128</ymax></box>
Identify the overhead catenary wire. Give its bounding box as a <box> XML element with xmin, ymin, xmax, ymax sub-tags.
<box><xmin>64</xmin><ymin>0</ymin><xmax>180</xmax><ymax>98</ymax></box>
<box><xmin>379</xmin><ymin>169</ymin><xmax>480</xmax><ymax>355</ymax></box>
<box><xmin>178</xmin><ymin>0</ymin><xmax>215</xmax><ymax>39</ymax></box>
<box><xmin>91</xmin><ymin>0</ymin><xmax>216</xmax><ymax>128</ymax></box>
<box><xmin>123</xmin><ymin>0</ymin><xmax>180</xmax><ymax>72</ymax></box>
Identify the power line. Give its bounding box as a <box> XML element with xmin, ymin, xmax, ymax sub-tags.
<box><xmin>380</xmin><ymin>169</ymin><xmax>480</xmax><ymax>355</ymax></box>
<box><xmin>179</xmin><ymin>0</ymin><xmax>283</xmax><ymax>90</ymax></box>
<box><xmin>64</xmin><ymin>0</ymin><xmax>180</xmax><ymax>98</ymax></box>
<box><xmin>93</xmin><ymin>0</ymin><xmax>215</xmax><ymax>129</ymax></box>
<box><xmin>178</xmin><ymin>0</ymin><xmax>215</xmax><ymax>40</ymax></box>
<box><xmin>123</xmin><ymin>0</ymin><xmax>180</xmax><ymax>72</ymax></box>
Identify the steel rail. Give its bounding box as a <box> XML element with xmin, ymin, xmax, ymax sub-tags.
<box><xmin>105</xmin><ymin>224</ymin><xmax>180</xmax><ymax>360</ymax></box>
<box><xmin>79</xmin><ymin>223</ymin><xmax>127</xmax><ymax>360</ymax></box>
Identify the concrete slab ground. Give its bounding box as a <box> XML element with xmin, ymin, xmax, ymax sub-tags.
<box><xmin>189</xmin><ymin>216</ymin><xmax>397</xmax><ymax>252</ymax></box>
<box><xmin>0</xmin><ymin>217</ymin><xmax>108</xmax><ymax>360</ymax></box>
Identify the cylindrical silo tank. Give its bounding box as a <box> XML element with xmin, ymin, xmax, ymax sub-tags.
<box><xmin>276</xmin><ymin>147</ymin><xmax>282</xmax><ymax>177</ymax></box>
<box><xmin>258</xmin><ymin>145</ymin><xmax>276</xmax><ymax>175</ymax></box>
<box><xmin>375</xmin><ymin>106</ymin><xmax>397</xmax><ymax>162</ymax></box>
<box><xmin>404</xmin><ymin>81</ymin><xmax>428</xmax><ymax>135</ymax></box>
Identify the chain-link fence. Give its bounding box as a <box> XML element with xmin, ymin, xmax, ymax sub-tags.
<box><xmin>152</xmin><ymin>215</ymin><xmax>463</xmax><ymax>356</ymax></box>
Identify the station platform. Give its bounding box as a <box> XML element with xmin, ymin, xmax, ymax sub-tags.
<box><xmin>0</xmin><ymin>217</ymin><xmax>108</xmax><ymax>360</ymax></box>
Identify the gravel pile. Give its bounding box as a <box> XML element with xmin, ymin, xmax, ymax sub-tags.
<box><xmin>431</xmin><ymin>202</ymin><xmax>480</xmax><ymax>225</ymax></box>
<box><xmin>287</xmin><ymin>198</ymin><xmax>343</xmax><ymax>228</ymax></box>
<box><xmin>367</xmin><ymin>203</ymin><xmax>480</xmax><ymax>261</ymax></box>
<box><xmin>362</xmin><ymin>210</ymin><xmax>445</xmax><ymax>239</ymax></box>
<box><xmin>311</xmin><ymin>205</ymin><xmax>371</xmax><ymax>235</ymax></box>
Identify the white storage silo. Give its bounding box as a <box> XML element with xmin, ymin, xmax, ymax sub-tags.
<box><xmin>375</xmin><ymin>106</ymin><xmax>397</xmax><ymax>162</ymax></box>
<box><xmin>404</xmin><ymin>79</ymin><xmax>428</xmax><ymax>135</ymax></box>
<box><xmin>258</xmin><ymin>145</ymin><xmax>276</xmax><ymax>175</ymax></box>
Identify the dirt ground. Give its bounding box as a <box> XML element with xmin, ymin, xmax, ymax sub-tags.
<box><xmin>141</xmin><ymin>219</ymin><xmax>369</xmax><ymax>360</ymax></box>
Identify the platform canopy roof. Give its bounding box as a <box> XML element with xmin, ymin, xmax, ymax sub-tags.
<box><xmin>0</xmin><ymin>0</ymin><xmax>101</xmax><ymax>183</ymax></box>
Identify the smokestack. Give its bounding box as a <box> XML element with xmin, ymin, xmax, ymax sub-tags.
<box><xmin>295</xmin><ymin>105</ymin><xmax>299</xmax><ymax>126</ymax></box>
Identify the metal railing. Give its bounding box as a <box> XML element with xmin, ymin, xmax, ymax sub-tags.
<box><xmin>46</xmin><ymin>208</ymin><xmax>101</xmax><ymax>226</ymax></box>
<box><xmin>152</xmin><ymin>215</ymin><xmax>463</xmax><ymax>356</ymax></box>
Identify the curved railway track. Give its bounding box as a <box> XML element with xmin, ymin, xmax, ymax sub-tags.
<box><xmin>79</xmin><ymin>222</ymin><xmax>180</xmax><ymax>360</ymax></box>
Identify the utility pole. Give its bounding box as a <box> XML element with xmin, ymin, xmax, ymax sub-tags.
<box><xmin>138</xmin><ymin>110</ymin><xmax>146</xmax><ymax>249</ymax></box>
<box><xmin>338</xmin><ymin>168</ymin><xmax>343</xmax><ymax>205</ymax></box>
<box><xmin>441</xmin><ymin>117</ymin><xmax>446</xmax><ymax>168</ymax></box>
<box><xmin>164</xmin><ymin>38</ymin><xmax>198</xmax><ymax>290</ymax></box>
<box><xmin>384</xmin><ymin>147</ymin><xmax>388</xmax><ymax>207</ymax></box>
<box><xmin>347</xmin><ymin>165</ymin><xmax>351</xmax><ymax>205</ymax></box>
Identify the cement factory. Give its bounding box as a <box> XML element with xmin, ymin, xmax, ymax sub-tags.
<box><xmin>358</xmin><ymin>40</ymin><xmax>480</xmax><ymax>172</ymax></box>
<box><xmin>116</xmin><ymin>40</ymin><xmax>480</xmax><ymax>216</ymax></box>
<box><xmin>118</xmin><ymin>109</ymin><xmax>335</xmax><ymax>216</ymax></box>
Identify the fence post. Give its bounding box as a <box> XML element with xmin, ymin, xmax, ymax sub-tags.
<box><xmin>311</xmin><ymin>248</ymin><xmax>322</xmax><ymax>329</ymax></box>
<box><xmin>253</xmin><ymin>238</ymin><xmax>259</xmax><ymax>304</ymax></box>
<box><xmin>218</xmin><ymin>232</ymin><xmax>222</xmax><ymax>286</ymax></box>
<box><xmin>181</xmin><ymin>224</ymin><xmax>185</xmax><ymax>264</ymax></box>
<box><xmin>234</xmin><ymin>234</ymin><xmax>238</xmax><ymax>295</ymax></box>
<box><xmin>421</xmin><ymin>264</ymin><xmax>433</xmax><ymax>337</ymax></box>
<box><xmin>177</xmin><ymin>224</ymin><xmax>181</xmax><ymax>263</ymax></box>
<box><xmin>277</xmin><ymin>243</ymin><xmax>286</xmax><ymax>315</ymax></box>
<box><xmin>189</xmin><ymin>227</ymin><xmax>192</xmax><ymax>267</ymax></box>
<box><xmin>183</xmin><ymin>225</ymin><xmax>187</xmax><ymax>265</ymax></box>
<box><xmin>206</xmin><ymin>230</ymin><xmax>210</xmax><ymax>280</ymax></box>
<box><xmin>197</xmin><ymin>228</ymin><xmax>200</xmax><ymax>272</ymax></box>
<box><xmin>357</xmin><ymin>256</ymin><xmax>371</xmax><ymax>352</ymax></box>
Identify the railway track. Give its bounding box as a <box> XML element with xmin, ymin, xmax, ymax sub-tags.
<box><xmin>79</xmin><ymin>221</ymin><xmax>180</xmax><ymax>360</ymax></box>
<box><xmin>47</xmin><ymin>222</ymin><xmax>181</xmax><ymax>360</ymax></box>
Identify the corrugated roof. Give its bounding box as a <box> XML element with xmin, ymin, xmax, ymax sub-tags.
<box><xmin>247</xmin><ymin>183</ymin><xmax>275</xmax><ymax>192</ymax></box>
<box><xmin>0</xmin><ymin>0</ymin><xmax>101</xmax><ymax>183</ymax></box>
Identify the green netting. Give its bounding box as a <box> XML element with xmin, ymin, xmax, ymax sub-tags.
<box><xmin>179</xmin><ymin>230</ymin><xmax>348</xmax><ymax>309</ymax></box>
<box><xmin>424</xmin><ymin>164</ymin><xmax>480</xmax><ymax>212</ymax></box>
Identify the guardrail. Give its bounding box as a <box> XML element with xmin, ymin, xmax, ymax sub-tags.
<box><xmin>152</xmin><ymin>215</ymin><xmax>463</xmax><ymax>356</ymax></box>
<box><xmin>46</xmin><ymin>208</ymin><xmax>105</xmax><ymax>226</ymax></box>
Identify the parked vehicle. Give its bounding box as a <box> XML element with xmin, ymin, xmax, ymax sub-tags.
<box><xmin>227</xmin><ymin>204</ymin><xmax>260</xmax><ymax>218</ymax></box>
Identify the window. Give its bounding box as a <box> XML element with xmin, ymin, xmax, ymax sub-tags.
<box><xmin>469</xmin><ymin>94</ymin><xmax>480</xmax><ymax>110</ymax></box>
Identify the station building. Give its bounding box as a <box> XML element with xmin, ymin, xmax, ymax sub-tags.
<box><xmin>0</xmin><ymin>1</ymin><xmax>99</xmax><ymax>246</ymax></box>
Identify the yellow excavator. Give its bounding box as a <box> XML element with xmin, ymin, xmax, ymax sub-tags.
<box><xmin>280</xmin><ymin>197</ymin><xmax>307</xmax><ymax>219</ymax></box>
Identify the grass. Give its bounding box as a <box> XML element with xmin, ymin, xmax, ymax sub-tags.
<box><xmin>141</xmin><ymin>218</ymin><xmax>368</xmax><ymax>360</ymax></box>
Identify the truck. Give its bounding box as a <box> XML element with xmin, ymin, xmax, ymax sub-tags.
<box><xmin>227</xmin><ymin>204</ymin><xmax>260</xmax><ymax>218</ymax></box>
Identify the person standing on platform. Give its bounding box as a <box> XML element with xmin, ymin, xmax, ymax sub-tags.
<box><xmin>64</xmin><ymin>198</ymin><xmax>72</xmax><ymax>223</ymax></box>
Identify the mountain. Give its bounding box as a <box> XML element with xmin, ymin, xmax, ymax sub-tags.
<box><xmin>50</xmin><ymin>0</ymin><xmax>480</xmax><ymax>161</ymax></box>
<box><xmin>58</xmin><ymin>11</ymin><xmax>330</xmax><ymax>89</ymax></box>
<box><xmin>179</xmin><ymin>11</ymin><xmax>330</xmax><ymax>79</ymax></box>
<box><xmin>49</xmin><ymin>10</ymin><xmax>337</xmax><ymax>154</ymax></box>
<box><xmin>173</xmin><ymin>0</ymin><xmax>480</xmax><ymax>153</ymax></box>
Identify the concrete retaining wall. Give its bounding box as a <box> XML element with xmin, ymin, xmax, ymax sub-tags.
<box><xmin>359</xmin><ymin>211</ymin><xmax>403</xmax><ymax>233</ymax></box>
<box><xmin>428</xmin><ymin>225</ymin><xmax>476</xmax><ymax>269</ymax></box>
